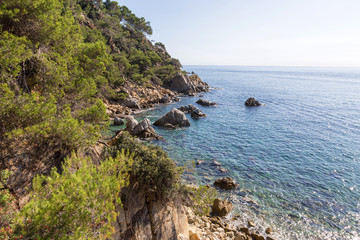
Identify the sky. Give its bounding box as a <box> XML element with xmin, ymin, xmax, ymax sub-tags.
<box><xmin>119</xmin><ymin>0</ymin><xmax>360</xmax><ymax>67</ymax></box>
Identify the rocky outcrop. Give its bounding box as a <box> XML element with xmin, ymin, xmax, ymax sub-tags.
<box><xmin>189</xmin><ymin>74</ymin><xmax>209</xmax><ymax>93</ymax></box>
<box><xmin>105</xmin><ymin>82</ymin><xmax>178</xmax><ymax>116</ymax></box>
<box><xmin>245</xmin><ymin>97</ymin><xmax>262</xmax><ymax>107</ymax></box>
<box><xmin>121</xmin><ymin>98</ymin><xmax>141</xmax><ymax>109</ymax></box>
<box><xmin>212</xmin><ymin>198</ymin><xmax>233</xmax><ymax>217</ymax></box>
<box><xmin>123</xmin><ymin>117</ymin><xmax>162</xmax><ymax>140</ymax></box>
<box><xmin>196</xmin><ymin>99</ymin><xmax>216</xmax><ymax>106</ymax></box>
<box><xmin>113</xmin><ymin>117</ymin><xmax>125</xmax><ymax>126</ymax></box>
<box><xmin>159</xmin><ymin>95</ymin><xmax>171</xmax><ymax>104</ymax></box>
<box><xmin>214</xmin><ymin>177</ymin><xmax>238</xmax><ymax>190</ymax></box>
<box><xmin>167</xmin><ymin>73</ymin><xmax>209</xmax><ymax>94</ymax></box>
<box><xmin>190</xmin><ymin>109</ymin><xmax>207</xmax><ymax>119</ymax></box>
<box><xmin>125</xmin><ymin>116</ymin><xmax>139</xmax><ymax>132</ymax></box>
<box><xmin>113</xmin><ymin>183</ymin><xmax>189</xmax><ymax>240</ymax></box>
<box><xmin>154</xmin><ymin>109</ymin><xmax>190</xmax><ymax>128</ymax></box>
<box><xmin>178</xmin><ymin>104</ymin><xmax>207</xmax><ymax>119</ymax></box>
<box><xmin>132</xmin><ymin>118</ymin><xmax>162</xmax><ymax>140</ymax></box>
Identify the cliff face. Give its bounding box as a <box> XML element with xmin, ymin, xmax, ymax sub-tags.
<box><xmin>114</xmin><ymin>184</ymin><xmax>189</xmax><ymax>240</ymax></box>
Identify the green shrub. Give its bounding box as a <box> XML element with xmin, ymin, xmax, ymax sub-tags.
<box><xmin>16</xmin><ymin>151</ymin><xmax>133</xmax><ymax>239</ymax></box>
<box><xmin>106</xmin><ymin>132</ymin><xmax>181</xmax><ymax>194</ymax></box>
<box><xmin>0</xmin><ymin>170</ymin><xmax>23</xmax><ymax>240</ymax></box>
<box><xmin>183</xmin><ymin>185</ymin><xmax>217</xmax><ymax>216</ymax></box>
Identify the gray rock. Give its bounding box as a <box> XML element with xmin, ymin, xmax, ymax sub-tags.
<box><xmin>122</xmin><ymin>98</ymin><xmax>141</xmax><ymax>109</ymax></box>
<box><xmin>159</xmin><ymin>95</ymin><xmax>171</xmax><ymax>104</ymax></box>
<box><xmin>178</xmin><ymin>104</ymin><xmax>198</xmax><ymax>113</ymax></box>
<box><xmin>154</xmin><ymin>108</ymin><xmax>190</xmax><ymax>128</ymax></box>
<box><xmin>196</xmin><ymin>99</ymin><xmax>216</xmax><ymax>106</ymax></box>
<box><xmin>212</xmin><ymin>198</ymin><xmax>233</xmax><ymax>217</ymax></box>
<box><xmin>114</xmin><ymin>117</ymin><xmax>125</xmax><ymax>126</ymax></box>
<box><xmin>132</xmin><ymin>118</ymin><xmax>151</xmax><ymax>135</ymax></box>
<box><xmin>191</xmin><ymin>109</ymin><xmax>207</xmax><ymax>119</ymax></box>
<box><xmin>167</xmin><ymin>73</ymin><xmax>209</xmax><ymax>94</ymax></box>
<box><xmin>245</xmin><ymin>97</ymin><xmax>262</xmax><ymax>107</ymax></box>
<box><xmin>214</xmin><ymin>177</ymin><xmax>238</xmax><ymax>190</ymax></box>
<box><xmin>167</xmin><ymin>73</ymin><xmax>194</xmax><ymax>93</ymax></box>
<box><xmin>125</xmin><ymin>116</ymin><xmax>138</xmax><ymax>131</ymax></box>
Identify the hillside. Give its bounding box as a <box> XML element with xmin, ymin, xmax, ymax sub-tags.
<box><xmin>0</xmin><ymin>0</ymin><xmax>214</xmax><ymax>239</ymax></box>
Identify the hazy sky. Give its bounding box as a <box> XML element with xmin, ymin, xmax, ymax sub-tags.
<box><xmin>120</xmin><ymin>0</ymin><xmax>360</xmax><ymax>67</ymax></box>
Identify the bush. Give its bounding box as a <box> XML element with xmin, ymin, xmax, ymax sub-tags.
<box><xmin>182</xmin><ymin>185</ymin><xmax>217</xmax><ymax>216</ymax></box>
<box><xmin>106</xmin><ymin>132</ymin><xmax>181</xmax><ymax>194</ymax></box>
<box><xmin>16</xmin><ymin>151</ymin><xmax>133</xmax><ymax>239</ymax></box>
<box><xmin>0</xmin><ymin>170</ymin><xmax>22</xmax><ymax>240</ymax></box>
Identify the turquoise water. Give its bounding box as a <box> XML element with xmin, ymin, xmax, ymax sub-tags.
<box><xmin>136</xmin><ymin>66</ymin><xmax>360</xmax><ymax>239</ymax></box>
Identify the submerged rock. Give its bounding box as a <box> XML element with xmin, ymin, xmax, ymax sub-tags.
<box><xmin>154</xmin><ymin>108</ymin><xmax>190</xmax><ymax>128</ymax></box>
<box><xmin>245</xmin><ymin>97</ymin><xmax>262</xmax><ymax>107</ymax></box>
<box><xmin>214</xmin><ymin>177</ymin><xmax>238</xmax><ymax>190</ymax></box>
<box><xmin>212</xmin><ymin>198</ymin><xmax>233</xmax><ymax>217</ymax></box>
<box><xmin>196</xmin><ymin>99</ymin><xmax>216</xmax><ymax>106</ymax></box>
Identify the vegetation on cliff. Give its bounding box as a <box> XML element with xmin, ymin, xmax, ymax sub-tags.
<box><xmin>0</xmin><ymin>0</ymin><xmax>185</xmax><ymax>238</ymax></box>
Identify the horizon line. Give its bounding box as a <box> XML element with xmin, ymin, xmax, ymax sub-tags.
<box><xmin>182</xmin><ymin>64</ymin><xmax>360</xmax><ymax>69</ymax></box>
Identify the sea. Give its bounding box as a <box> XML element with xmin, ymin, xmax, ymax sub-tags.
<box><xmin>134</xmin><ymin>66</ymin><xmax>360</xmax><ymax>239</ymax></box>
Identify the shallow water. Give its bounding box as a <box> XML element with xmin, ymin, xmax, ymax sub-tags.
<box><xmin>135</xmin><ymin>66</ymin><xmax>360</xmax><ymax>239</ymax></box>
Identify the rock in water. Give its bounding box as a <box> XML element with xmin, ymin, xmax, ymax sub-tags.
<box><xmin>113</xmin><ymin>117</ymin><xmax>125</xmax><ymax>126</ymax></box>
<box><xmin>131</xmin><ymin>118</ymin><xmax>151</xmax><ymax>135</ymax></box>
<box><xmin>154</xmin><ymin>108</ymin><xmax>190</xmax><ymax>128</ymax></box>
<box><xmin>245</xmin><ymin>97</ymin><xmax>262</xmax><ymax>107</ymax></box>
<box><xmin>212</xmin><ymin>198</ymin><xmax>233</xmax><ymax>217</ymax></box>
<box><xmin>167</xmin><ymin>73</ymin><xmax>209</xmax><ymax>94</ymax></box>
<box><xmin>159</xmin><ymin>95</ymin><xmax>171</xmax><ymax>104</ymax></box>
<box><xmin>178</xmin><ymin>104</ymin><xmax>207</xmax><ymax>119</ymax></box>
<box><xmin>167</xmin><ymin>73</ymin><xmax>194</xmax><ymax>93</ymax></box>
<box><xmin>196</xmin><ymin>99</ymin><xmax>216</xmax><ymax>106</ymax></box>
<box><xmin>214</xmin><ymin>177</ymin><xmax>238</xmax><ymax>190</ymax></box>
<box><xmin>124</xmin><ymin>116</ymin><xmax>138</xmax><ymax>131</ymax></box>
<box><xmin>191</xmin><ymin>109</ymin><xmax>207</xmax><ymax>119</ymax></box>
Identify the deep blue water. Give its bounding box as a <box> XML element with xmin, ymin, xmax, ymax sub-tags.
<box><xmin>136</xmin><ymin>66</ymin><xmax>360</xmax><ymax>239</ymax></box>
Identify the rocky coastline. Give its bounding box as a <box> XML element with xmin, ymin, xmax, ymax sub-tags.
<box><xmin>107</xmin><ymin>73</ymin><xmax>273</xmax><ymax>240</ymax></box>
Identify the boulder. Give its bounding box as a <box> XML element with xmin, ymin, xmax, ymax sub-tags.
<box><xmin>159</xmin><ymin>95</ymin><xmax>171</xmax><ymax>104</ymax></box>
<box><xmin>125</xmin><ymin>116</ymin><xmax>138</xmax><ymax>131</ymax></box>
<box><xmin>129</xmin><ymin>118</ymin><xmax>162</xmax><ymax>140</ymax></box>
<box><xmin>191</xmin><ymin>109</ymin><xmax>207</xmax><ymax>119</ymax></box>
<box><xmin>113</xmin><ymin>117</ymin><xmax>125</xmax><ymax>126</ymax></box>
<box><xmin>196</xmin><ymin>99</ymin><xmax>216</xmax><ymax>106</ymax></box>
<box><xmin>214</xmin><ymin>177</ymin><xmax>238</xmax><ymax>190</ymax></box>
<box><xmin>212</xmin><ymin>198</ymin><xmax>233</xmax><ymax>217</ymax></box>
<box><xmin>167</xmin><ymin>73</ymin><xmax>194</xmax><ymax>93</ymax></box>
<box><xmin>154</xmin><ymin>108</ymin><xmax>190</xmax><ymax>128</ymax></box>
<box><xmin>251</xmin><ymin>233</ymin><xmax>265</xmax><ymax>240</ymax></box>
<box><xmin>178</xmin><ymin>104</ymin><xmax>207</xmax><ymax>119</ymax></box>
<box><xmin>131</xmin><ymin>118</ymin><xmax>152</xmax><ymax>135</ymax></box>
<box><xmin>167</xmin><ymin>73</ymin><xmax>209</xmax><ymax>94</ymax></box>
<box><xmin>178</xmin><ymin>104</ymin><xmax>197</xmax><ymax>113</ymax></box>
<box><xmin>245</xmin><ymin>97</ymin><xmax>262</xmax><ymax>107</ymax></box>
<box><xmin>122</xmin><ymin>98</ymin><xmax>141</xmax><ymax>109</ymax></box>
